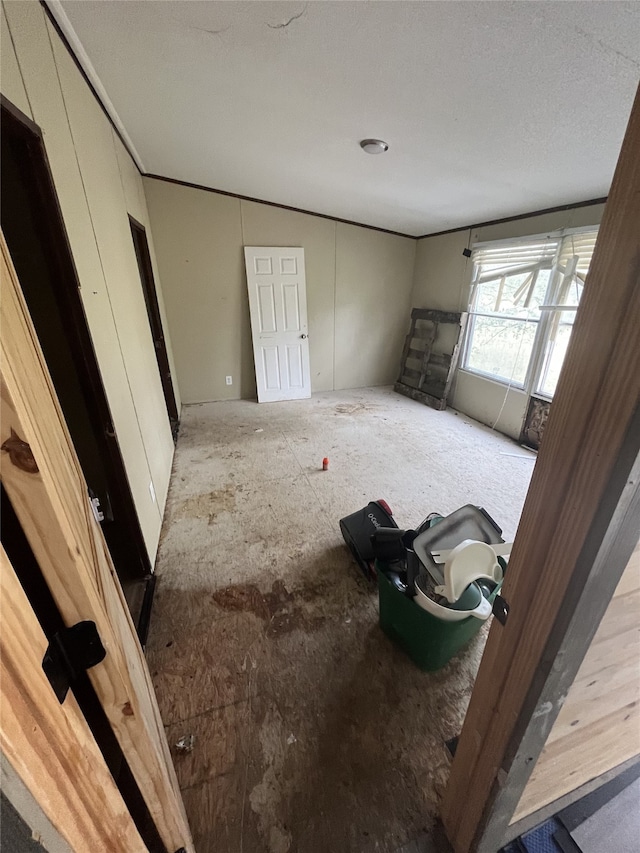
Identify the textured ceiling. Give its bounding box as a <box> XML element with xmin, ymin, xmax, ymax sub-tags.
<box><xmin>59</xmin><ymin>1</ymin><xmax>640</xmax><ymax>236</ymax></box>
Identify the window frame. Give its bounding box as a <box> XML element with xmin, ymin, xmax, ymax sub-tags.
<box><xmin>462</xmin><ymin>313</ymin><xmax>542</xmax><ymax>390</ymax></box>
<box><xmin>460</xmin><ymin>226</ymin><xmax>599</xmax><ymax>399</ymax></box>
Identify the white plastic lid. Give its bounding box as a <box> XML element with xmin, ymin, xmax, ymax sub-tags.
<box><xmin>439</xmin><ymin>539</ymin><xmax>500</xmax><ymax>603</ymax></box>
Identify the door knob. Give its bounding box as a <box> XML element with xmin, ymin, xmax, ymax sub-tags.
<box><xmin>300</xmin><ymin>334</ymin><xmax>308</xmax><ymax>339</ymax></box>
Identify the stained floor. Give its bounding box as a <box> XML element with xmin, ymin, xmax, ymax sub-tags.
<box><xmin>146</xmin><ymin>387</ymin><xmax>535</xmax><ymax>853</ymax></box>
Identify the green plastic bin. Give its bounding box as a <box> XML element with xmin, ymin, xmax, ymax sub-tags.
<box><xmin>376</xmin><ymin>562</ymin><xmax>501</xmax><ymax>672</ymax></box>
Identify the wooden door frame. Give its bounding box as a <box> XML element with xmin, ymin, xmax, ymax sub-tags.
<box><xmin>0</xmin><ymin>96</ymin><xmax>151</xmax><ymax>580</ymax></box>
<box><xmin>441</xmin><ymin>83</ymin><xmax>640</xmax><ymax>852</ymax></box>
<box><xmin>129</xmin><ymin>215</ymin><xmax>180</xmax><ymax>432</ymax></box>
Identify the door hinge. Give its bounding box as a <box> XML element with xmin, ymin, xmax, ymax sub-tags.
<box><xmin>492</xmin><ymin>594</ymin><xmax>509</xmax><ymax>626</ymax></box>
<box><xmin>88</xmin><ymin>488</ymin><xmax>104</xmax><ymax>523</ymax></box>
<box><xmin>42</xmin><ymin>621</ymin><xmax>106</xmax><ymax>703</ymax></box>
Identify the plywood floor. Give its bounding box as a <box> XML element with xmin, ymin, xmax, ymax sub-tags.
<box><xmin>146</xmin><ymin>387</ymin><xmax>535</xmax><ymax>853</ymax></box>
<box><xmin>513</xmin><ymin>543</ymin><xmax>640</xmax><ymax>824</ymax></box>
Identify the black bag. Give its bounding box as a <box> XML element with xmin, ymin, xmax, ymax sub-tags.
<box><xmin>339</xmin><ymin>500</ymin><xmax>397</xmax><ymax>579</ymax></box>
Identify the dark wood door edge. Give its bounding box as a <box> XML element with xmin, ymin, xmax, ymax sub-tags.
<box><xmin>0</xmin><ymin>94</ymin><xmax>42</xmax><ymax>138</ymax></box>
<box><xmin>1</xmin><ymin>99</ymin><xmax>151</xmax><ymax>579</ymax></box>
<box><xmin>136</xmin><ymin>573</ymin><xmax>157</xmax><ymax>650</ymax></box>
<box><xmin>128</xmin><ymin>216</ymin><xmax>179</xmax><ymax>425</ymax></box>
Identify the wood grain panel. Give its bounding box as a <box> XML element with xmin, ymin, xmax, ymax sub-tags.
<box><xmin>0</xmin><ymin>231</ymin><xmax>194</xmax><ymax>852</ymax></box>
<box><xmin>0</xmin><ymin>544</ymin><xmax>146</xmax><ymax>852</ymax></box>
<box><xmin>512</xmin><ymin>552</ymin><xmax>640</xmax><ymax>821</ymax></box>
<box><xmin>512</xmin><ymin>705</ymin><xmax>639</xmax><ymax>823</ymax></box>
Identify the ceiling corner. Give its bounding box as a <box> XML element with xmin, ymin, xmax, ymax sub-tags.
<box><xmin>43</xmin><ymin>0</ymin><xmax>146</xmax><ymax>173</ymax></box>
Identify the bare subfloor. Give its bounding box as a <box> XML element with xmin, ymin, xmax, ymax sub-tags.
<box><xmin>147</xmin><ymin>387</ymin><xmax>535</xmax><ymax>853</ymax></box>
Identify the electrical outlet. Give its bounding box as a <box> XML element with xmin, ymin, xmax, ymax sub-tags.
<box><xmin>226</xmin><ymin>375</ymin><xmax>233</xmax><ymax>386</ymax></box>
<box><xmin>149</xmin><ymin>481</ymin><xmax>156</xmax><ymax>503</ymax></box>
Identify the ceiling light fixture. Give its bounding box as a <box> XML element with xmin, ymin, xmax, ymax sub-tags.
<box><xmin>360</xmin><ymin>138</ymin><xmax>389</xmax><ymax>154</ymax></box>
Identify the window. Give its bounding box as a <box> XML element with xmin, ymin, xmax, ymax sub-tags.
<box><xmin>462</xmin><ymin>228</ymin><xmax>598</xmax><ymax>398</ymax></box>
<box><xmin>535</xmin><ymin>230</ymin><xmax>598</xmax><ymax>398</ymax></box>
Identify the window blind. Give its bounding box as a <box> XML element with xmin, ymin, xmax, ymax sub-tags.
<box><xmin>557</xmin><ymin>230</ymin><xmax>599</xmax><ymax>277</ymax></box>
<box><xmin>471</xmin><ymin>239</ymin><xmax>560</xmax><ymax>275</ymax></box>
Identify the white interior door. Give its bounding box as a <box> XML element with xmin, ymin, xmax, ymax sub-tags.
<box><xmin>244</xmin><ymin>247</ymin><xmax>311</xmax><ymax>402</ymax></box>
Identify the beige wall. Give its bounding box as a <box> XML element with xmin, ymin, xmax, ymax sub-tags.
<box><xmin>144</xmin><ymin>177</ymin><xmax>416</xmax><ymax>403</ymax></box>
<box><xmin>2</xmin><ymin>0</ymin><xmax>178</xmax><ymax>562</ymax></box>
<box><xmin>411</xmin><ymin>204</ymin><xmax>605</xmax><ymax>438</ymax></box>
<box><xmin>1</xmin><ymin>6</ymin><xmax>29</xmax><ymax>116</ymax></box>
<box><xmin>334</xmin><ymin>224</ymin><xmax>416</xmax><ymax>390</ymax></box>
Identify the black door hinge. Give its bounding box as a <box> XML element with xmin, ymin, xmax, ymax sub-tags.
<box><xmin>492</xmin><ymin>594</ymin><xmax>509</xmax><ymax>626</ymax></box>
<box><xmin>42</xmin><ymin>621</ymin><xmax>106</xmax><ymax>703</ymax></box>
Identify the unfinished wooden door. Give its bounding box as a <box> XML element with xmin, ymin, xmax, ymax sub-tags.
<box><xmin>244</xmin><ymin>246</ymin><xmax>311</xmax><ymax>402</ymax></box>
<box><xmin>0</xmin><ymin>230</ymin><xmax>194</xmax><ymax>852</ymax></box>
<box><xmin>0</xmin><ymin>543</ymin><xmax>147</xmax><ymax>852</ymax></box>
